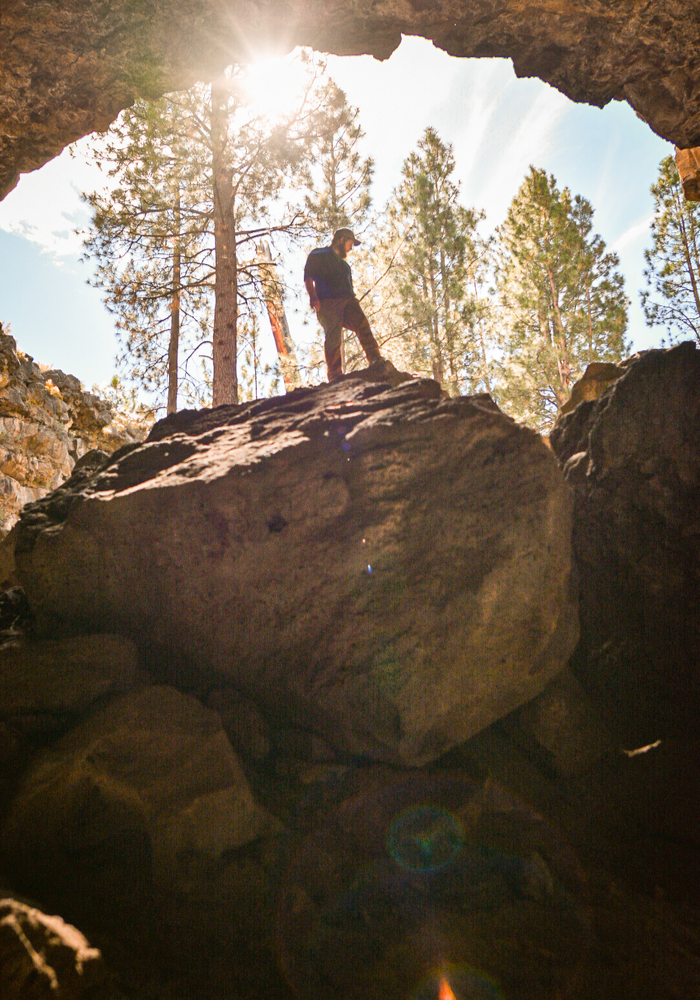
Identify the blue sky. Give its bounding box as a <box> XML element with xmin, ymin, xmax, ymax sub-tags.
<box><xmin>0</xmin><ymin>36</ymin><xmax>671</xmax><ymax>393</ymax></box>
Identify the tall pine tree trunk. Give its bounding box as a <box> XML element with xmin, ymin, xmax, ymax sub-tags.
<box><xmin>473</xmin><ymin>277</ymin><xmax>492</xmax><ymax>394</ymax></box>
<box><xmin>428</xmin><ymin>263</ymin><xmax>443</xmax><ymax>384</ymax></box>
<box><xmin>546</xmin><ymin>264</ymin><xmax>572</xmax><ymax>404</ymax></box>
<box><xmin>585</xmin><ymin>278</ymin><xmax>593</xmax><ymax>364</ymax></box>
<box><xmin>211</xmin><ymin>77</ymin><xmax>238</xmax><ymax>406</ymax></box>
<box><xmin>167</xmin><ymin>183</ymin><xmax>181</xmax><ymax>415</ymax></box>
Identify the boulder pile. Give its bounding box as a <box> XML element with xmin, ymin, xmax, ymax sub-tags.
<box><xmin>0</xmin><ymin>347</ymin><xmax>698</xmax><ymax>999</ymax></box>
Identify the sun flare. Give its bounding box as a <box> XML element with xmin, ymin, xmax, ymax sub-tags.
<box><xmin>245</xmin><ymin>52</ymin><xmax>310</xmax><ymax>120</ymax></box>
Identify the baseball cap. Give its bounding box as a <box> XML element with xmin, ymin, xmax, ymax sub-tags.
<box><xmin>333</xmin><ymin>228</ymin><xmax>361</xmax><ymax>246</ymax></box>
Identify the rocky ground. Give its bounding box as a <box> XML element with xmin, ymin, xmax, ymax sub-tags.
<box><xmin>0</xmin><ymin>345</ymin><xmax>698</xmax><ymax>999</ymax></box>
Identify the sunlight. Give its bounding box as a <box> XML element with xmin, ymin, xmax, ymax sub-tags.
<box><xmin>245</xmin><ymin>51</ymin><xmax>310</xmax><ymax>120</ymax></box>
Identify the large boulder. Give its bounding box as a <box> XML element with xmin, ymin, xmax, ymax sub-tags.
<box><xmin>550</xmin><ymin>342</ymin><xmax>700</xmax><ymax>742</ymax></box>
<box><xmin>1</xmin><ymin>686</ymin><xmax>274</xmax><ymax>904</ymax></box>
<box><xmin>12</xmin><ymin>378</ymin><xmax>578</xmax><ymax>765</ymax></box>
<box><xmin>0</xmin><ymin>634</ymin><xmax>146</xmax><ymax>739</ymax></box>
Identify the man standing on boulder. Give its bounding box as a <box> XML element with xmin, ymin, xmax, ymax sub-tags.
<box><xmin>304</xmin><ymin>228</ymin><xmax>384</xmax><ymax>382</ymax></box>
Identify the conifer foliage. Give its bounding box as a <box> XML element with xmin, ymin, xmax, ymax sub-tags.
<box><xmin>493</xmin><ymin>167</ymin><xmax>628</xmax><ymax>430</ymax></box>
<box><xmin>641</xmin><ymin>154</ymin><xmax>700</xmax><ymax>344</ymax></box>
<box><xmin>304</xmin><ymin>79</ymin><xmax>374</xmax><ymax>236</ymax></box>
<box><xmin>81</xmin><ymin>96</ymin><xmax>211</xmax><ymax>413</ymax></box>
<box><xmin>373</xmin><ymin>127</ymin><xmax>488</xmax><ymax>395</ymax></box>
<box><xmin>81</xmin><ymin>76</ymin><xmax>636</xmax><ymax>429</ymax></box>
<box><xmin>82</xmin><ymin>59</ymin><xmax>323</xmax><ymax>411</ymax></box>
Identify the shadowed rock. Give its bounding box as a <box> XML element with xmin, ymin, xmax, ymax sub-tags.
<box><xmin>0</xmin><ymin>634</ymin><xmax>146</xmax><ymax>739</ymax></box>
<box><xmin>550</xmin><ymin>341</ymin><xmax>700</xmax><ymax>743</ymax></box>
<box><xmin>12</xmin><ymin>377</ymin><xmax>578</xmax><ymax>765</ymax></box>
<box><xmin>1</xmin><ymin>685</ymin><xmax>275</xmax><ymax>904</ymax></box>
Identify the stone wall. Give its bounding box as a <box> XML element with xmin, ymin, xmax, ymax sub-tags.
<box><xmin>0</xmin><ymin>325</ymin><xmax>145</xmax><ymax>537</ymax></box>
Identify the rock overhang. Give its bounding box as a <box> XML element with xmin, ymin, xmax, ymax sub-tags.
<box><xmin>2</xmin><ymin>0</ymin><xmax>700</xmax><ymax>200</ymax></box>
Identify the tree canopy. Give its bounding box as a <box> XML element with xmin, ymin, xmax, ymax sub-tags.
<box><xmin>82</xmin><ymin>85</ymin><xmax>665</xmax><ymax>431</ymax></box>
<box><xmin>492</xmin><ymin>166</ymin><xmax>629</xmax><ymax>430</ymax></box>
<box><xmin>641</xmin><ymin>153</ymin><xmax>700</xmax><ymax>345</ymax></box>
<box><xmin>366</xmin><ymin>127</ymin><xmax>488</xmax><ymax>395</ymax></box>
<box><xmin>82</xmin><ymin>57</ymin><xmax>326</xmax><ymax>411</ymax></box>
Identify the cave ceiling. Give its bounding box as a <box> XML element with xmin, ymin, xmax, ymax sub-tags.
<box><xmin>2</xmin><ymin>0</ymin><xmax>700</xmax><ymax>201</ymax></box>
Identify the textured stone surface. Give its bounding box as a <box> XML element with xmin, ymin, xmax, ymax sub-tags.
<box><xmin>12</xmin><ymin>378</ymin><xmax>578</xmax><ymax>765</ymax></box>
<box><xmin>676</xmin><ymin>146</ymin><xmax>700</xmax><ymax>201</ymax></box>
<box><xmin>0</xmin><ymin>634</ymin><xmax>145</xmax><ymax>738</ymax></box>
<box><xmin>277</xmin><ymin>774</ymin><xmax>590</xmax><ymax>1000</ymax></box>
<box><xmin>0</xmin><ymin>897</ymin><xmax>104</xmax><ymax>999</ymax></box>
<box><xmin>1</xmin><ymin>685</ymin><xmax>274</xmax><ymax>898</ymax></box>
<box><xmin>2</xmin><ymin>0</ymin><xmax>700</xmax><ymax>200</ymax></box>
<box><xmin>557</xmin><ymin>361</ymin><xmax>625</xmax><ymax>418</ymax></box>
<box><xmin>550</xmin><ymin>341</ymin><xmax>700</xmax><ymax>743</ymax></box>
<box><xmin>0</xmin><ymin>327</ymin><xmax>145</xmax><ymax>536</ymax></box>
<box><xmin>206</xmin><ymin>687</ymin><xmax>273</xmax><ymax>761</ymax></box>
<box><xmin>508</xmin><ymin>668</ymin><xmax>613</xmax><ymax>777</ymax></box>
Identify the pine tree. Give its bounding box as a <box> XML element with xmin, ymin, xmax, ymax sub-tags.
<box><xmin>81</xmin><ymin>96</ymin><xmax>212</xmax><ymax>413</ymax></box>
<box><xmin>304</xmin><ymin>79</ymin><xmax>374</xmax><ymax>237</ymax></box>
<box><xmin>82</xmin><ymin>57</ymin><xmax>326</xmax><ymax>410</ymax></box>
<box><xmin>641</xmin><ymin>153</ymin><xmax>700</xmax><ymax>344</ymax></box>
<box><xmin>371</xmin><ymin>127</ymin><xmax>487</xmax><ymax>395</ymax></box>
<box><xmin>493</xmin><ymin>167</ymin><xmax>629</xmax><ymax>430</ymax></box>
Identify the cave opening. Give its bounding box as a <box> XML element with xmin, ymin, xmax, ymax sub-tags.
<box><xmin>0</xmin><ymin>37</ymin><xmax>673</xmax><ymax>400</ymax></box>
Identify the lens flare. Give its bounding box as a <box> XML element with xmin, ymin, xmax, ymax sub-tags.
<box><xmin>244</xmin><ymin>51</ymin><xmax>310</xmax><ymax>120</ymax></box>
<box><xmin>387</xmin><ymin>804</ymin><xmax>464</xmax><ymax>872</ymax></box>
<box><xmin>411</xmin><ymin>966</ymin><xmax>504</xmax><ymax>1000</ymax></box>
<box><xmin>438</xmin><ymin>975</ymin><xmax>457</xmax><ymax>1000</ymax></box>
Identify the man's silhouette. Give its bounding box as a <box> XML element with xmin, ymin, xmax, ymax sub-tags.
<box><xmin>304</xmin><ymin>228</ymin><xmax>383</xmax><ymax>381</ymax></box>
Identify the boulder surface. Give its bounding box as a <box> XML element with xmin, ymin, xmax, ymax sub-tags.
<box><xmin>550</xmin><ymin>342</ymin><xmax>700</xmax><ymax>742</ymax></box>
<box><xmin>1</xmin><ymin>685</ymin><xmax>274</xmax><ymax>902</ymax></box>
<box><xmin>0</xmin><ymin>634</ymin><xmax>145</xmax><ymax>738</ymax></box>
<box><xmin>13</xmin><ymin>378</ymin><xmax>578</xmax><ymax>765</ymax></box>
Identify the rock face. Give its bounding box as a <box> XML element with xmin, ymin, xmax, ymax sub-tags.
<box><xmin>676</xmin><ymin>146</ymin><xmax>700</xmax><ymax>201</ymax></box>
<box><xmin>12</xmin><ymin>377</ymin><xmax>577</xmax><ymax>765</ymax></box>
<box><xmin>550</xmin><ymin>341</ymin><xmax>700</xmax><ymax>743</ymax></box>
<box><xmin>0</xmin><ymin>326</ymin><xmax>145</xmax><ymax>537</ymax></box>
<box><xmin>557</xmin><ymin>361</ymin><xmax>625</xmax><ymax>418</ymax></box>
<box><xmin>2</xmin><ymin>685</ymin><xmax>274</xmax><ymax>902</ymax></box>
<box><xmin>0</xmin><ymin>634</ymin><xmax>145</xmax><ymax>739</ymax></box>
<box><xmin>0</xmin><ymin>362</ymin><xmax>700</xmax><ymax>999</ymax></box>
<box><xmin>2</xmin><ymin>0</ymin><xmax>700</xmax><ymax>201</ymax></box>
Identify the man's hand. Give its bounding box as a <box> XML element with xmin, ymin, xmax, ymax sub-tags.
<box><xmin>304</xmin><ymin>277</ymin><xmax>320</xmax><ymax>312</ymax></box>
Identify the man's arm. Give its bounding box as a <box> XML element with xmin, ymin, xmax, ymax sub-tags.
<box><xmin>305</xmin><ymin>276</ymin><xmax>320</xmax><ymax>312</ymax></box>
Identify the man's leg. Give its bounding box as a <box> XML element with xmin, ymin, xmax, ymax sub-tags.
<box><xmin>342</xmin><ymin>298</ymin><xmax>382</xmax><ymax>364</ymax></box>
<box><xmin>317</xmin><ymin>299</ymin><xmax>346</xmax><ymax>381</ymax></box>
